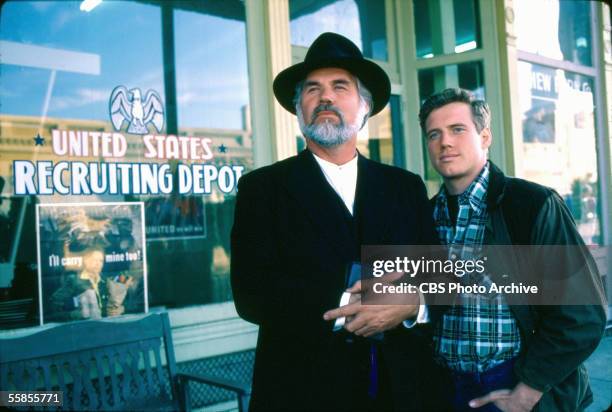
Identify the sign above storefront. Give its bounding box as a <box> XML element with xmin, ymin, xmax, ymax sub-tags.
<box><xmin>11</xmin><ymin>85</ymin><xmax>245</xmax><ymax>196</ymax></box>
<box><xmin>529</xmin><ymin>64</ymin><xmax>593</xmax><ymax>99</ymax></box>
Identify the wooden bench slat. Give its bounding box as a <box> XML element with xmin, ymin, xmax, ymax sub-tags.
<box><xmin>0</xmin><ymin>315</ymin><xmax>164</xmax><ymax>362</ymax></box>
<box><xmin>141</xmin><ymin>340</ymin><xmax>155</xmax><ymax>394</ymax></box>
<box><xmin>105</xmin><ymin>348</ymin><xmax>121</xmax><ymax>409</ymax></box>
<box><xmin>93</xmin><ymin>352</ymin><xmax>109</xmax><ymax>410</ymax></box>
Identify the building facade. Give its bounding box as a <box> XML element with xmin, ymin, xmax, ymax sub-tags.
<box><xmin>0</xmin><ymin>0</ymin><xmax>611</xmax><ymax>406</ymax></box>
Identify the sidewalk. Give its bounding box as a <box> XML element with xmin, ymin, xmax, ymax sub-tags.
<box><xmin>585</xmin><ymin>333</ymin><xmax>612</xmax><ymax>412</ymax></box>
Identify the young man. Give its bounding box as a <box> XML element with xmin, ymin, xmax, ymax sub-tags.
<box><xmin>231</xmin><ymin>33</ymin><xmax>438</xmax><ymax>410</ymax></box>
<box><xmin>420</xmin><ymin>88</ymin><xmax>606</xmax><ymax>411</ymax></box>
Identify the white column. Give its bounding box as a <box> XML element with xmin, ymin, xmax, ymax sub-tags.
<box><xmin>245</xmin><ymin>0</ymin><xmax>297</xmax><ymax>167</ymax></box>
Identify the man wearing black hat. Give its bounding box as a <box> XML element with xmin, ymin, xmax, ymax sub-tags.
<box><xmin>231</xmin><ymin>33</ymin><xmax>440</xmax><ymax>411</ymax></box>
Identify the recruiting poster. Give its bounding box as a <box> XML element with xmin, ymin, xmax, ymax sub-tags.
<box><xmin>36</xmin><ymin>202</ymin><xmax>147</xmax><ymax>325</ymax></box>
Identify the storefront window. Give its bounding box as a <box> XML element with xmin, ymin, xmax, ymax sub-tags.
<box><xmin>174</xmin><ymin>9</ymin><xmax>249</xmax><ymax>131</ymax></box>
<box><xmin>356</xmin><ymin>95</ymin><xmax>405</xmax><ymax>167</ymax></box>
<box><xmin>0</xmin><ymin>0</ymin><xmax>252</xmax><ymax>329</ymax></box>
<box><xmin>418</xmin><ymin>61</ymin><xmax>485</xmax><ymax>100</ymax></box>
<box><xmin>514</xmin><ymin>0</ymin><xmax>601</xmax><ymax>245</ymax></box>
<box><xmin>289</xmin><ymin>0</ymin><xmax>388</xmax><ymax>61</ymax></box>
<box><xmin>413</xmin><ymin>0</ymin><xmax>481</xmax><ymax>58</ymax></box>
<box><xmin>515</xmin><ymin>0</ymin><xmax>593</xmax><ymax>66</ymax></box>
<box><xmin>517</xmin><ymin>61</ymin><xmax>600</xmax><ymax>244</ymax></box>
<box><xmin>1</xmin><ymin>1</ymin><xmax>164</xmax><ymax>122</ymax></box>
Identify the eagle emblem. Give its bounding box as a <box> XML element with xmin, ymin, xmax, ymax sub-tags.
<box><xmin>109</xmin><ymin>86</ymin><xmax>164</xmax><ymax>135</ymax></box>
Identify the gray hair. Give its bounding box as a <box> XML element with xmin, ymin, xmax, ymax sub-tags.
<box><xmin>419</xmin><ymin>88</ymin><xmax>490</xmax><ymax>135</ymax></box>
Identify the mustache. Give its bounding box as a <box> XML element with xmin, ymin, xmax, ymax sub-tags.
<box><xmin>311</xmin><ymin>104</ymin><xmax>344</xmax><ymax>124</ymax></box>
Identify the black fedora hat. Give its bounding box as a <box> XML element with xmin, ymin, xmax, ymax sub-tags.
<box><xmin>273</xmin><ymin>32</ymin><xmax>390</xmax><ymax>116</ymax></box>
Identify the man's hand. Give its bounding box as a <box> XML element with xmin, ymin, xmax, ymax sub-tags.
<box><xmin>469</xmin><ymin>382</ymin><xmax>543</xmax><ymax>412</ymax></box>
<box><xmin>323</xmin><ymin>276</ymin><xmax>420</xmax><ymax>337</ymax></box>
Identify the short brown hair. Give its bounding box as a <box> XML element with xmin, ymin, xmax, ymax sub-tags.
<box><xmin>419</xmin><ymin>88</ymin><xmax>490</xmax><ymax>135</ymax></box>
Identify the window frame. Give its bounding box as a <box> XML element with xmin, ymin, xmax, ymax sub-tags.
<box><xmin>514</xmin><ymin>1</ymin><xmax>610</xmax><ymax>246</ymax></box>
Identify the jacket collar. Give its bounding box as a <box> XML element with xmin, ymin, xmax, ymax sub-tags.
<box><xmin>354</xmin><ymin>152</ymin><xmax>392</xmax><ymax>243</ymax></box>
<box><xmin>431</xmin><ymin>161</ymin><xmax>508</xmax><ymax>212</ymax></box>
<box><xmin>435</xmin><ymin>161</ymin><xmax>490</xmax><ymax>216</ymax></box>
<box><xmin>486</xmin><ymin>161</ymin><xmax>508</xmax><ymax>210</ymax></box>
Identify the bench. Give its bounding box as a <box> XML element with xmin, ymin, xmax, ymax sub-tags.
<box><xmin>0</xmin><ymin>312</ymin><xmax>250</xmax><ymax>411</ymax></box>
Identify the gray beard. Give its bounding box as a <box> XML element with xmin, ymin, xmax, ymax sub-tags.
<box><xmin>296</xmin><ymin>102</ymin><xmax>367</xmax><ymax>147</ymax></box>
<box><xmin>300</xmin><ymin>119</ymin><xmax>358</xmax><ymax>147</ymax></box>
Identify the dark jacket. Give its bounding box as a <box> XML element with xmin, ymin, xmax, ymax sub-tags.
<box><xmin>231</xmin><ymin>150</ymin><xmax>439</xmax><ymax>411</ymax></box>
<box><xmin>49</xmin><ymin>273</ymin><xmax>106</xmax><ymax>321</ymax></box>
<box><xmin>432</xmin><ymin>162</ymin><xmax>606</xmax><ymax>412</ymax></box>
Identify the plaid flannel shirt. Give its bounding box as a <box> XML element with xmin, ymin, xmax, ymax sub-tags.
<box><xmin>433</xmin><ymin>162</ymin><xmax>521</xmax><ymax>373</ymax></box>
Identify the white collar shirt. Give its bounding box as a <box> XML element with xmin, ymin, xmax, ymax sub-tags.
<box><xmin>311</xmin><ymin>151</ymin><xmax>358</xmax><ymax>216</ymax></box>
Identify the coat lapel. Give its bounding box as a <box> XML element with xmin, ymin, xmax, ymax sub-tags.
<box><xmin>282</xmin><ymin>150</ymin><xmax>355</xmax><ymax>259</ymax></box>
<box><xmin>354</xmin><ymin>155</ymin><xmax>392</xmax><ymax>245</ymax></box>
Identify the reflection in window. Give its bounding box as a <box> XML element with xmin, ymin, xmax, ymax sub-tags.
<box><xmin>0</xmin><ymin>1</ymin><xmax>253</xmax><ymax>328</ymax></box>
<box><xmin>418</xmin><ymin>61</ymin><xmax>485</xmax><ymax>181</ymax></box>
<box><xmin>0</xmin><ymin>1</ymin><xmax>164</xmax><ymax>123</ymax></box>
<box><xmin>140</xmin><ymin>3</ymin><xmax>252</xmax><ymax>309</ymax></box>
<box><xmin>418</xmin><ymin>61</ymin><xmax>484</xmax><ymax>100</ymax></box>
<box><xmin>413</xmin><ymin>0</ymin><xmax>481</xmax><ymax>58</ymax></box>
<box><xmin>174</xmin><ymin>9</ymin><xmax>249</xmax><ymax>131</ymax></box>
<box><xmin>289</xmin><ymin>0</ymin><xmax>388</xmax><ymax>61</ymax></box>
<box><xmin>357</xmin><ymin>100</ymin><xmax>396</xmax><ymax>166</ymax></box>
<box><xmin>0</xmin><ymin>1</ymin><xmax>166</xmax><ymax>328</ymax></box>
<box><xmin>517</xmin><ymin>61</ymin><xmax>600</xmax><ymax>244</ymax></box>
<box><xmin>515</xmin><ymin>0</ymin><xmax>593</xmax><ymax>66</ymax></box>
